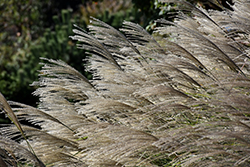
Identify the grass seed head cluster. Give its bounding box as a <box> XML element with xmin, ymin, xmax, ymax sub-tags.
<box><xmin>0</xmin><ymin>0</ymin><xmax>250</xmax><ymax>166</ymax></box>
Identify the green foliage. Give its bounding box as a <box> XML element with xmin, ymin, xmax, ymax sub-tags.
<box><xmin>0</xmin><ymin>2</ymin><xmax>90</xmax><ymax>123</ymax></box>
<box><xmin>29</xmin><ymin>9</ymin><xmax>90</xmax><ymax>79</ymax></box>
<box><xmin>132</xmin><ymin>0</ymin><xmax>180</xmax><ymax>32</ymax></box>
<box><xmin>96</xmin><ymin>6</ymin><xmax>140</xmax><ymax>29</ymax></box>
<box><xmin>0</xmin><ymin>0</ymin><xmax>49</xmax><ymax>105</ymax></box>
<box><xmin>78</xmin><ymin>0</ymin><xmax>145</xmax><ymax>29</ymax></box>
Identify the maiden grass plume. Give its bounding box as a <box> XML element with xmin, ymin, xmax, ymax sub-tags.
<box><xmin>0</xmin><ymin>0</ymin><xmax>250</xmax><ymax>166</ymax></box>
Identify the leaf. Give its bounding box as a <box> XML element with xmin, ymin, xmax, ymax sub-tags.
<box><xmin>0</xmin><ymin>92</ymin><xmax>45</xmax><ymax>167</ymax></box>
<box><xmin>0</xmin><ymin>92</ymin><xmax>24</xmax><ymax>136</ymax></box>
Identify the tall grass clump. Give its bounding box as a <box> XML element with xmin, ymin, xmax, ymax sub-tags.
<box><xmin>0</xmin><ymin>0</ymin><xmax>250</xmax><ymax>166</ymax></box>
